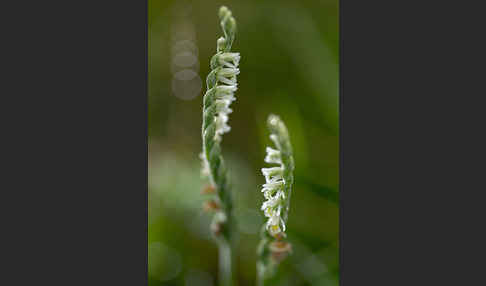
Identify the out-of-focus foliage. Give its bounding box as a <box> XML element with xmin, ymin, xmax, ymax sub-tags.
<box><xmin>149</xmin><ymin>0</ymin><xmax>338</xmax><ymax>285</ymax></box>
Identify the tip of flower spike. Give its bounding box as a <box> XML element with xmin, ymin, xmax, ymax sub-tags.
<box><xmin>218</xmin><ymin>6</ymin><xmax>236</xmax><ymax>52</ymax></box>
<box><xmin>268</xmin><ymin>114</ymin><xmax>280</xmax><ymax>127</ymax></box>
<box><xmin>227</xmin><ymin>17</ymin><xmax>236</xmax><ymax>31</ymax></box>
<box><xmin>219</xmin><ymin>6</ymin><xmax>231</xmax><ymax>19</ymax></box>
<box><xmin>266</xmin><ymin>114</ymin><xmax>292</xmax><ymax>158</ymax></box>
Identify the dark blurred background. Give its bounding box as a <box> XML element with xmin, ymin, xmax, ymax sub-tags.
<box><xmin>148</xmin><ymin>0</ymin><xmax>338</xmax><ymax>285</ymax></box>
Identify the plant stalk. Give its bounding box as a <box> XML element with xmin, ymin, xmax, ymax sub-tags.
<box><xmin>219</xmin><ymin>239</ymin><xmax>234</xmax><ymax>286</ymax></box>
<box><xmin>200</xmin><ymin>6</ymin><xmax>238</xmax><ymax>286</ymax></box>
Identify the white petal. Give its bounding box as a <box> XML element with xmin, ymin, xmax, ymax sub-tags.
<box><xmin>264</xmin><ymin>147</ymin><xmax>282</xmax><ymax>164</ymax></box>
<box><xmin>216</xmin><ymin>85</ymin><xmax>237</xmax><ymax>94</ymax></box>
<box><xmin>219</xmin><ymin>67</ymin><xmax>240</xmax><ymax>77</ymax></box>
<box><xmin>261</xmin><ymin>167</ymin><xmax>283</xmax><ymax>176</ymax></box>
<box><xmin>218</xmin><ymin>76</ymin><xmax>237</xmax><ymax>85</ymax></box>
<box><xmin>263</xmin><ymin>180</ymin><xmax>284</xmax><ymax>190</ymax></box>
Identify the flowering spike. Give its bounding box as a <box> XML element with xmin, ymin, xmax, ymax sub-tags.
<box><xmin>200</xmin><ymin>7</ymin><xmax>239</xmax><ymax>286</ymax></box>
<box><xmin>200</xmin><ymin>5</ymin><xmax>239</xmax><ymax>192</ymax></box>
<box><xmin>257</xmin><ymin>115</ymin><xmax>295</xmax><ymax>285</ymax></box>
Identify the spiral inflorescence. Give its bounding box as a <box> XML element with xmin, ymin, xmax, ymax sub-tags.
<box><xmin>200</xmin><ymin>6</ymin><xmax>239</xmax><ymax>241</ymax></box>
<box><xmin>260</xmin><ymin>114</ymin><xmax>295</xmax><ymax>238</ymax></box>
<box><xmin>257</xmin><ymin>115</ymin><xmax>295</xmax><ymax>284</ymax></box>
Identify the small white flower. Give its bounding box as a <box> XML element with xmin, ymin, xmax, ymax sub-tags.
<box><xmin>200</xmin><ymin>152</ymin><xmax>210</xmax><ymax>178</ymax></box>
<box><xmin>267</xmin><ymin>211</ymin><xmax>280</xmax><ymax>226</ymax></box>
<box><xmin>219</xmin><ymin>52</ymin><xmax>240</xmax><ymax>68</ymax></box>
<box><xmin>210</xmin><ymin>64</ymin><xmax>239</xmax><ymax>142</ymax></box>
<box><xmin>215</xmin><ymin>85</ymin><xmax>237</xmax><ymax>94</ymax></box>
<box><xmin>266</xmin><ymin>190</ymin><xmax>286</xmax><ymax>201</ymax></box>
<box><xmin>264</xmin><ymin>147</ymin><xmax>282</xmax><ymax>164</ymax></box>
<box><xmin>214</xmin><ymin>100</ymin><xmax>233</xmax><ymax>115</ymax></box>
<box><xmin>262</xmin><ymin>167</ymin><xmax>283</xmax><ymax>183</ymax></box>
<box><xmin>215</xmin><ymin>92</ymin><xmax>236</xmax><ymax>103</ymax></box>
<box><xmin>261</xmin><ymin>193</ymin><xmax>281</xmax><ymax>211</ymax></box>
<box><xmin>214</xmin><ymin>211</ymin><xmax>227</xmax><ymax>223</ymax></box>
<box><xmin>266</xmin><ymin>210</ymin><xmax>285</xmax><ymax>236</ymax></box>
<box><xmin>218</xmin><ymin>67</ymin><xmax>240</xmax><ymax>78</ymax></box>
<box><xmin>263</xmin><ymin>189</ymin><xmax>278</xmax><ymax>200</ymax></box>
<box><xmin>262</xmin><ymin>180</ymin><xmax>284</xmax><ymax>192</ymax></box>
<box><xmin>218</xmin><ymin>75</ymin><xmax>237</xmax><ymax>85</ymax></box>
<box><xmin>214</xmin><ymin>113</ymin><xmax>231</xmax><ymax>141</ymax></box>
<box><xmin>261</xmin><ymin>167</ymin><xmax>283</xmax><ymax>178</ymax></box>
<box><xmin>264</xmin><ymin>207</ymin><xmax>275</xmax><ymax>218</ymax></box>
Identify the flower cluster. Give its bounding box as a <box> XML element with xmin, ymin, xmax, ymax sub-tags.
<box><xmin>200</xmin><ymin>6</ymin><xmax>239</xmax><ymax>248</ymax></box>
<box><xmin>211</xmin><ymin>57</ymin><xmax>240</xmax><ymax>142</ymax></box>
<box><xmin>261</xmin><ymin>134</ymin><xmax>287</xmax><ymax>237</ymax></box>
<box><xmin>257</xmin><ymin>115</ymin><xmax>294</xmax><ymax>284</ymax></box>
<box><xmin>200</xmin><ymin>6</ymin><xmax>240</xmax><ymax>185</ymax></box>
<box><xmin>207</xmin><ymin>7</ymin><xmax>240</xmax><ymax>143</ymax></box>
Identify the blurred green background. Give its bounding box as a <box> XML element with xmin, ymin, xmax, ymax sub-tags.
<box><xmin>149</xmin><ymin>0</ymin><xmax>338</xmax><ymax>285</ymax></box>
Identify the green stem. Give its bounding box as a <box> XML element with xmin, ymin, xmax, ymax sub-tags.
<box><xmin>219</xmin><ymin>240</ymin><xmax>234</xmax><ymax>286</ymax></box>
<box><xmin>256</xmin><ymin>261</ymin><xmax>265</xmax><ymax>286</ymax></box>
<box><xmin>257</xmin><ymin>259</ymin><xmax>276</xmax><ymax>286</ymax></box>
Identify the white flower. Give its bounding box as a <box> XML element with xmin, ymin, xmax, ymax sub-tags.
<box><xmin>214</xmin><ymin>211</ymin><xmax>227</xmax><ymax>222</ymax></box>
<box><xmin>261</xmin><ymin>193</ymin><xmax>280</xmax><ymax>210</ymax></box>
<box><xmin>263</xmin><ymin>189</ymin><xmax>277</xmax><ymax>200</ymax></box>
<box><xmin>262</xmin><ymin>180</ymin><xmax>284</xmax><ymax>192</ymax></box>
<box><xmin>264</xmin><ymin>147</ymin><xmax>282</xmax><ymax>164</ymax></box>
<box><xmin>214</xmin><ymin>113</ymin><xmax>231</xmax><ymax>142</ymax></box>
<box><xmin>266</xmin><ymin>207</ymin><xmax>286</xmax><ymax>236</ymax></box>
<box><xmin>214</xmin><ymin>100</ymin><xmax>233</xmax><ymax>115</ymax></box>
<box><xmin>261</xmin><ymin>191</ymin><xmax>283</xmax><ymax>214</ymax></box>
<box><xmin>216</xmin><ymin>94</ymin><xmax>236</xmax><ymax>106</ymax></box>
<box><xmin>218</xmin><ymin>67</ymin><xmax>240</xmax><ymax>77</ymax></box>
<box><xmin>261</xmin><ymin>167</ymin><xmax>284</xmax><ymax>184</ymax></box>
<box><xmin>210</xmin><ymin>61</ymin><xmax>239</xmax><ymax>142</ymax></box>
<box><xmin>212</xmin><ymin>90</ymin><xmax>236</xmax><ymax>142</ymax></box>
<box><xmin>215</xmin><ymin>85</ymin><xmax>237</xmax><ymax>95</ymax></box>
<box><xmin>200</xmin><ymin>152</ymin><xmax>211</xmax><ymax>178</ymax></box>
<box><xmin>262</xmin><ymin>167</ymin><xmax>283</xmax><ymax>178</ymax></box>
<box><xmin>261</xmin><ymin>140</ymin><xmax>288</xmax><ymax>237</ymax></box>
<box><xmin>218</xmin><ymin>75</ymin><xmax>237</xmax><ymax>86</ymax></box>
<box><xmin>219</xmin><ymin>52</ymin><xmax>240</xmax><ymax>68</ymax></box>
